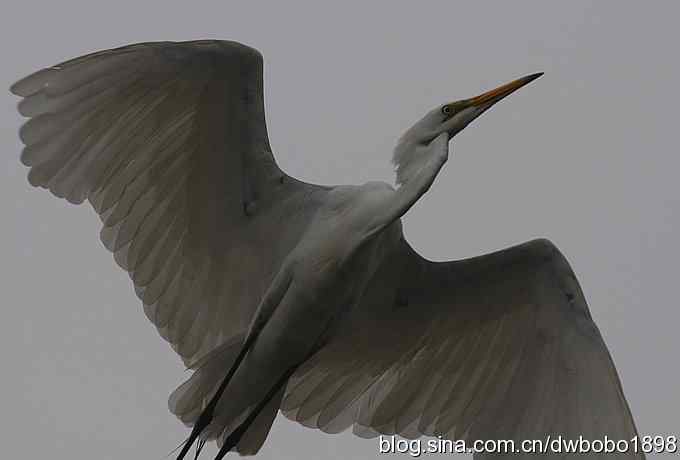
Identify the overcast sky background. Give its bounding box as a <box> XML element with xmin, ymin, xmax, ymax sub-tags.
<box><xmin>1</xmin><ymin>1</ymin><xmax>678</xmax><ymax>458</ymax></box>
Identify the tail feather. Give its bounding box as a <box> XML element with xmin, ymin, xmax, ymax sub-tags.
<box><xmin>170</xmin><ymin>265</ymin><xmax>297</xmax><ymax>458</ymax></box>
<box><xmin>169</xmin><ymin>331</ymin><xmax>287</xmax><ymax>457</ymax></box>
<box><xmin>214</xmin><ymin>363</ymin><xmax>302</xmax><ymax>460</ymax></box>
<box><xmin>236</xmin><ymin>387</ymin><xmax>285</xmax><ymax>455</ymax></box>
<box><xmin>169</xmin><ymin>333</ymin><xmax>245</xmax><ymax>426</ymax></box>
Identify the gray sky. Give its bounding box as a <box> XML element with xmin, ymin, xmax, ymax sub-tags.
<box><xmin>1</xmin><ymin>1</ymin><xmax>678</xmax><ymax>458</ymax></box>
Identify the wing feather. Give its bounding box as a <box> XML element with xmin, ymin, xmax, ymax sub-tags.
<box><xmin>283</xmin><ymin>238</ymin><xmax>644</xmax><ymax>459</ymax></box>
<box><xmin>12</xmin><ymin>40</ymin><xmax>329</xmax><ymax>367</ymax></box>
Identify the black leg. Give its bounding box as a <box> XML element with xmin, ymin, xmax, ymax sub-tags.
<box><xmin>194</xmin><ymin>438</ymin><xmax>207</xmax><ymax>460</ymax></box>
<box><xmin>176</xmin><ymin>334</ymin><xmax>258</xmax><ymax>460</ymax></box>
<box><xmin>213</xmin><ymin>362</ymin><xmax>302</xmax><ymax>460</ymax></box>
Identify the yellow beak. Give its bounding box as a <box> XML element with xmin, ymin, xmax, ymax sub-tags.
<box><xmin>466</xmin><ymin>72</ymin><xmax>543</xmax><ymax>109</ymax></box>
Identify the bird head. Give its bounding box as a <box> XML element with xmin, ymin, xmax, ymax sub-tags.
<box><xmin>402</xmin><ymin>72</ymin><xmax>544</xmax><ymax>146</ymax></box>
<box><xmin>393</xmin><ymin>72</ymin><xmax>543</xmax><ymax>186</ymax></box>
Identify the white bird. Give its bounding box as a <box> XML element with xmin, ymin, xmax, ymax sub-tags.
<box><xmin>11</xmin><ymin>40</ymin><xmax>644</xmax><ymax>459</ymax></box>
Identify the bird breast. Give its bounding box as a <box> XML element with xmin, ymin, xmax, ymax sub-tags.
<box><xmin>289</xmin><ymin>183</ymin><xmax>401</xmax><ymax>308</ymax></box>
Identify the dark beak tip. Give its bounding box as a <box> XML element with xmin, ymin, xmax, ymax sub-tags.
<box><xmin>467</xmin><ymin>72</ymin><xmax>545</xmax><ymax>108</ymax></box>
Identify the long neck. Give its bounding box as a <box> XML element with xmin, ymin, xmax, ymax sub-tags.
<box><xmin>391</xmin><ymin>137</ymin><xmax>448</xmax><ymax>218</ymax></box>
<box><xmin>361</xmin><ymin>133</ymin><xmax>448</xmax><ymax>242</ymax></box>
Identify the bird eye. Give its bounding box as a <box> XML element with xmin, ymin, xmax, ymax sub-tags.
<box><xmin>442</xmin><ymin>105</ymin><xmax>452</xmax><ymax>115</ymax></box>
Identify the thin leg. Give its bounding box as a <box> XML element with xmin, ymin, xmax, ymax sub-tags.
<box><xmin>176</xmin><ymin>268</ymin><xmax>294</xmax><ymax>460</ymax></box>
<box><xmin>194</xmin><ymin>438</ymin><xmax>207</xmax><ymax>460</ymax></box>
<box><xmin>175</xmin><ymin>333</ymin><xmax>257</xmax><ymax>460</ymax></box>
<box><xmin>213</xmin><ymin>361</ymin><xmax>303</xmax><ymax>460</ymax></box>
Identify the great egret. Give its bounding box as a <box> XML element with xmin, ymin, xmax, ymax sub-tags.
<box><xmin>11</xmin><ymin>40</ymin><xmax>644</xmax><ymax>459</ymax></box>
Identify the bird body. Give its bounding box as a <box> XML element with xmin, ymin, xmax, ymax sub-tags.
<box><xmin>207</xmin><ymin>182</ymin><xmax>403</xmax><ymax>438</ymax></box>
<box><xmin>169</xmin><ymin>180</ymin><xmax>410</xmax><ymax>454</ymax></box>
<box><xmin>11</xmin><ymin>40</ymin><xmax>645</xmax><ymax>459</ymax></box>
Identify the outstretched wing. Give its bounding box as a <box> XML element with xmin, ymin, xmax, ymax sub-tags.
<box><xmin>282</xmin><ymin>238</ymin><xmax>644</xmax><ymax>459</ymax></box>
<box><xmin>11</xmin><ymin>40</ymin><xmax>329</xmax><ymax>367</ymax></box>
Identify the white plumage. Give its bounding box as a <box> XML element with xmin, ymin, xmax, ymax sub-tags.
<box><xmin>11</xmin><ymin>40</ymin><xmax>644</xmax><ymax>459</ymax></box>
